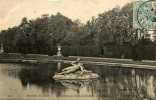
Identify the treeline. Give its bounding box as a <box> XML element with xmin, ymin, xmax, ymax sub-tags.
<box><xmin>0</xmin><ymin>2</ymin><xmax>156</xmax><ymax>60</ymax></box>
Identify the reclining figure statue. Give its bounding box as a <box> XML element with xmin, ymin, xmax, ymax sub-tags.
<box><xmin>58</xmin><ymin>58</ymin><xmax>89</xmax><ymax>75</ymax></box>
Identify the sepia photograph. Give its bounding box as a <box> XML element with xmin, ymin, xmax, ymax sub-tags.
<box><xmin>0</xmin><ymin>0</ymin><xmax>156</xmax><ymax>100</ymax></box>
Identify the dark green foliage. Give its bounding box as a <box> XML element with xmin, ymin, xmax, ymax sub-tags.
<box><xmin>1</xmin><ymin>3</ymin><xmax>156</xmax><ymax>60</ymax></box>
<box><xmin>62</xmin><ymin>45</ymin><xmax>101</xmax><ymax>57</ymax></box>
<box><xmin>0</xmin><ymin>13</ymin><xmax>79</xmax><ymax>54</ymax></box>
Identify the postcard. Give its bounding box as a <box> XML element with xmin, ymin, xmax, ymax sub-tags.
<box><xmin>0</xmin><ymin>0</ymin><xmax>156</xmax><ymax>100</ymax></box>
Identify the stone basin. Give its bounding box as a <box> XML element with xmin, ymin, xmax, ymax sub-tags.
<box><xmin>53</xmin><ymin>71</ymin><xmax>99</xmax><ymax>80</ymax></box>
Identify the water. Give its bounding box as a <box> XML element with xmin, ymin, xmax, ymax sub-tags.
<box><xmin>0</xmin><ymin>63</ymin><xmax>156</xmax><ymax>100</ymax></box>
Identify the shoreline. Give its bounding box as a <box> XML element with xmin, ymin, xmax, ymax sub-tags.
<box><xmin>0</xmin><ymin>53</ymin><xmax>156</xmax><ymax>70</ymax></box>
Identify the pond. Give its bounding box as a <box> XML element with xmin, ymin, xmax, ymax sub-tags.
<box><xmin>0</xmin><ymin>62</ymin><xmax>156</xmax><ymax>100</ymax></box>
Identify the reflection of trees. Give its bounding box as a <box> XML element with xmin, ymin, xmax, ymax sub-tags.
<box><xmin>90</xmin><ymin>67</ymin><xmax>156</xmax><ymax>100</ymax></box>
<box><xmin>11</xmin><ymin>63</ymin><xmax>156</xmax><ymax>99</ymax></box>
<box><xmin>18</xmin><ymin>63</ymin><xmax>67</xmax><ymax>97</ymax></box>
<box><xmin>134</xmin><ymin>69</ymin><xmax>156</xmax><ymax>99</ymax></box>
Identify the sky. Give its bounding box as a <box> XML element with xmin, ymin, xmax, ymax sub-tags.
<box><xmin>0</xmin><ymin>0</ymin><xmax>135</xmax><ymax>31</ymax></box>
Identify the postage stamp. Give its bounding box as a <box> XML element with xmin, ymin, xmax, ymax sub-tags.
<box><xmin>133</xmin><ymin>0</ymin><xmax>156</xmax><ymax>31</ymax></box>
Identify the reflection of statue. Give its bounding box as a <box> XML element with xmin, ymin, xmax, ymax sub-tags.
<box><xmin>58</xmin><ymin>80</ymin><xmax>82</xmax><ymax>91</ymax></box>
<box><xmin>56</xmin><ymin>80</ymin><xmax>94</xmax><ymax>93</ymax></box>
<box><xmin>57</xmin><ymin>62</ymin><xmax>61</xmax><ymax>71</ymax></box>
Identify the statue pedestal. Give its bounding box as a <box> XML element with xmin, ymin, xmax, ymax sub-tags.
<box><xmin>57</xmin><ymin>51</ymin><xmax>62</xmax><ymax>56</ymax></box>
<box><xmin>0</xmin><ymin>43</ymin><xmax>4</xmax><ymax>54</ymax></box>
<box><xmin>57</xmin><ymin>45</ymin><xmax>62</xmax><ymax>56</ymax></box>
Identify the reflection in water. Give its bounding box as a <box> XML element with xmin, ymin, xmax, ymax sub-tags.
<box><xmin>17</xmin><ymin>63</ymin><xmax>66</xmax><ymax>97</ymax></box>
<box><xmin>56</xmin><ymin>79</ymin><xmax>97</xmax><ymax>95</ymax></box>
<box><xmin>147</xmin><ymin>76</ymin><xmax>155</xmax><ymax>99</ymax></box>
<box><xmin>57</xmin><ymin>62</ymin><xmax>61</xmax><ymax>71</ymax></box>
<box><xmin>1</xmin><ymin>63</ymin><xmax>156</xmax><ymax>100</ymax></box>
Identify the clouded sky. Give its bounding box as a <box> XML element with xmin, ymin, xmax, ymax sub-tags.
<box><xmin>0</xmin><ymin>0</ymin><xmax>135</xmax><ymax>30</ymax></box>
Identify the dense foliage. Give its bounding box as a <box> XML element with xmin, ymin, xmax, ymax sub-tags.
<box><xmin>0</xmin><ymin>2</ymin><xmax>156</xmax><ymax>60</ymax></box>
